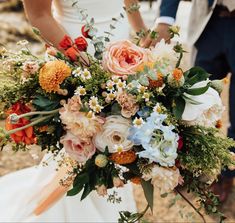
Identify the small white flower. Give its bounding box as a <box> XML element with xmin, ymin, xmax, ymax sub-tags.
<box><xmin>106</xmin><ymin>80</ymin><xmax>115</xmax><ymax>91</ymax></box>
<box><xmin>153</xmin><ymin>103</ymin><xmax>162</xmax><ymax>113</ymax></box>
<box><xmin>86</xmin><ymin>110</ymin><xmax>95</xmax><ymax>119</ymax></box>
<box><xmin>133</xmin><ymin>117</ymin><xmax>145</xmax><ymax>128</ymax></box>
<box><xmin>81</xmin><ymin>68</ymin><xmax>91</xmax><ymax>80</ymax></box>
<box><xmin>73</xmin><ymin>67</ymin><xmax>83</xmax><ymax>77</ymax></box>
<box><xmin>137</xmin><ymin>85</ymin><xmax>147</xmax><ymax>93</ymax></box>
<box><xmin>112</xmin><ymin>76</ymin><xmax>120</xmax><ymax>84</ymax></box>
<box><xmin>127</xmin><ymin>83</ymin><xmax>134</xmax><ymax>90</ymax></box>
<box><xmin>17</xmin><ymin>40</ymin><xmax>29</xmax><ymax>46</ymax></box>
<box><xmin>142</xmin><ymin>93</ymin><xmax>150</xmax><ymax>102</ymax></box>
<box><xmin>75</xmin><ymin>86</ymin><xmax>86</xmax><ymax>96</ymax></box>
<box><xmin>114</xmin><ymin>144</ymin><xmax>124</xmax><ymax>153</ymax></box>
<box><xmin>106</xmin><ymin>92</ymin><xmax>116</xmax><ymax>102</ymax></box>
<box><xmin>116</xmin><ymin>80</ymin><xmax>126</xmax><ymax>91</ymax></box>
<box><xmin>93</xmin><ymin>105</ymin><xmax>103</xmax><ymax>113</ymax></box>
<box><xmin>89</xmin><ymin>96</ymin><xmax>99</xmax><ymax>109</ymax></box>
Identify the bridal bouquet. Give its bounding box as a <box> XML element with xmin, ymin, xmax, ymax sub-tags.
<box><xmin>0</xmin><ymin>25</ymin><xmax>235</xmax><ymax>222</ymax></box>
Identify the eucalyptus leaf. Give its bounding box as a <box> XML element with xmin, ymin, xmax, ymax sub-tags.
<box><xmin>139</xmin><ymin>75</ymin><xmax>149</xmax><ymax>86</ymax></box>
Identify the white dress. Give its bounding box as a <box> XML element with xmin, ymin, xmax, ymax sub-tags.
<box><xmin>0</xmin><ymin>0</ymin><xmax>136</xmax><ymax>222</ymax></box>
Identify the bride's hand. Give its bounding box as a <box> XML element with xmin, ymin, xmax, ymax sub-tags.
<box><xmin>140</xmin><ymin>23</ymin><xmax>171</xmax><ymax>48</ymax></box>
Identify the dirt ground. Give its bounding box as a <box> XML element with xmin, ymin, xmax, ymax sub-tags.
<box><xmin>0</xmin><ymin>1</ymin><xmax>234</xmax><ymax>222</ymax></box>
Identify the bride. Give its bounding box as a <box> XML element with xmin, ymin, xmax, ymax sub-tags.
<box><xmin>0</xmin><ymin>0</ymin><xmax>147</xmax><ymax>222</ymax></box>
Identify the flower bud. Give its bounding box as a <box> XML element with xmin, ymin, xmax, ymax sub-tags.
<box><xmin>211</xmin><ymin>80</ymin><xmax>224</xmax><ymax>94</ymax></box>
<box><xmin>95</xmin><ymin>154</ymin><xmax>108</xmax><ymax>167</ymax></box>
<box><xmin>167</xmin><ymin>68</ymin><xmax>185</xmax><ymax>88</ymax></box>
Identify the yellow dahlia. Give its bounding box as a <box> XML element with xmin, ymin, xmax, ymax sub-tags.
<box><xmin>39</xmin><ymin>60</ymin><xmax>71</xmax><ymax>93</ymax></box>
<box><xmin>110</xmin><ymin>150</ymin><xmax>137</xmax><ymax>165</ymax></box>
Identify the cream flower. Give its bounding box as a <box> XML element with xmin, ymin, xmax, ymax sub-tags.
<box><xmin>116</xmin><ymin>91</ymin><xmax>139</xmax><ymax>118</ymax></box>
<box><xmin>93</xmin><ymin>115</ymin><xmax>133</xmax><ymax>153</ymax></box>
<box><xmin>182</xmin><ymin>80</ymin><xmax>224</xmax><ymax>127</ymax></box>
<box><xmin>60</xmin><ymin>96</ymin><xmax>104</xmax><ymax>141</ymax></box>
<box><xmin>75</xmin><ymin>86</ymin><xmax>86</xmax><ymax>96</ymax></box>
<box><xmin>143</xmin><ymin>166</ymin><xmax>181</xmax><ymax>194</ymax></box>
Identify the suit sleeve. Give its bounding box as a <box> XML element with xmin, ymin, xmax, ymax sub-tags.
<box><xmin>160</xmin><ymin>0</ymin><xmax>181</xmax><ymax>19</ymax></box>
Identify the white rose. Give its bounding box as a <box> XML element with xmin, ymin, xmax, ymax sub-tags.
<box><xmin>93</xmin><ymin>115</ymin><xmax>133</xmax><ymax>153</ymax></box>
<box><xmin>143</xmin><ymin>166</ymin><xmax>180</xmax><ymax>195</ymax></box>
<box><xmin>182</xmin><ymin>80</ymin><xmax>224</xmax><ymax>127</ymax></box>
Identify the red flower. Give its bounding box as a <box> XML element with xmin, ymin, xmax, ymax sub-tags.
<box><xmin>74</xmin><ymin>36</ymin><xmax>88</xmax><ymax>51</ymax></box>
<box><xmin>59</xmin><ymin>35</ymin><xmax>73</xmax><ymax>50</ymax></box>
<box><xmin>178</xmin><ymin>136</ymin><xmax>183</xmax><ymax>151</ymax></box>
<box><xmin>81</xmin><ymin>25</ymin><xmax>91</xmax><ymax>39</ymax></box>
<box><xmin>65</xmin><ymin>46</ymin><xmax>80</xmax><ymax>61</ymax></box>
<box><xmin>5</xmin><ymin>102</ymin><xmax>36</xmax><ymax>145</ymax></box>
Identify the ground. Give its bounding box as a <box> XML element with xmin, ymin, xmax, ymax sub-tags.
<box><xmin>0</xmin><ymin>1</ymin><xmax>234</xmax><ymax>222</ymax></box>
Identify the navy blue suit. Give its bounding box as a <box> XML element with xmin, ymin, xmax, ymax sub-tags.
<box><xmin>160</xmin><ymin>0</ymin><xmax>235</xmax><ymax>177</ymax></box>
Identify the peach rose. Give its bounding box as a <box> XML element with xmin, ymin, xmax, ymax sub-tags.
<box><xmin>116</xmin><ymin>91</ymin><xmax>139</xmax><ymax>118</ymax></box>
<box><xmin>61</xmin><ymin>131</ymin><xmax>96</xmax><ymax>163</ymax></box>
<box><xmin>103</xmin><ymin>40</ymin><xmax>149</xmax><ymax>76</ymax></box>
<box><xmin>60</xmin><ymin>96</ymin><xmax>104</xmax><ymax>141</ymax></box>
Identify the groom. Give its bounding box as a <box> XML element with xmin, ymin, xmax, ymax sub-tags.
<box><xmin>141</xmin><ymin>0</ymin><xmax>235</xmax><ymax>202</ymax></box>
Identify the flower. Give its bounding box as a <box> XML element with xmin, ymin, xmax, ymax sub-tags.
<box><xmin>149</xmin><ymin>72</ymin><xmax>164</xmax><ymax>88</ymax></box>
<box><xmin>65</xmin><ymin>47</ymin><xmax>80</xmax><ymax>61</ymax></box>
<box><xmin>95</xmin><ymin>185</ymin><xmax>107</xmax><ymax>197</ymax></box>
<box><xmin>5</xmin><ymin>102</ymin><xmax>35</xmax><ymax>145</ymax></box>
<box><xmin>61</xmin><ymin>131</ymin><xmax>96</xmax><ymax>163</ymax></box>
<box><xmin>113</xmin><ymin>177</ymin><xmax>124</xmax><ymax>188</ymax></box>
<box><xmin>142</xmin><ymin>92</ymin><xmax>150</xmax><ymax>102</ymax></box>
<box><xmin>89</xmin><ymin>96</ymin><xmax>99</xmax><ymax>110</ymax></box>
<box><xmin>22</xmin><ymin>61</ymin><xmax>39</xmax><ymax>76</ymax></box>
<box><xmin>81</xmin><ymin>25</ymin><xmax>92</xmax><ymax>39</ymax></box>
<box><xmin>167</xmin><ymin>68</ymin><xmax>185</xmax><ymax>88</ymax></box>
<box><xmin>93</xmin><ymin>115</ymin><xmax>133</xmax><ymax>153</ymax></box>
<box><xmin>143</xmin><ymin>166</ymin><xmax>181</xmax><ymax>194</ymax></box>
<box><xmin>133</xmin><ymin>117</ymin><xmax>145</xmax><ymax>128</ymax></box>
<box><xmin>75</xmin><ymin>86</ymin><xmax>86</xmax><ymax>96</ymax></box>
<box><xmin>74</xmin><ymin>36</ymin><xmax>88</xmax><ymax>51</ymax></box>
<box><xmin>116</xmin><ymin>91</ymin><xmax>139</xmax><ymax>118</ymax></box>
<box><xmin>59</xmin><ymin>35</ymin><xmax>73</xmax><ymax>50</ymax></box>
<box><xmin>81</xmin><ymin>68</ymin><xmax>92</xmax><ymax>80</ymax></box>
<box><xmin>103</xmin><ymin>40</ymin><xmax>149</xmax><ymax>76</ymax></box>
<box><xmin>130</xmin><ymin>177</ymin><xmax>141</xmax><ymax>185</ymax></box>
<box><xmin>150</xmin><ymin>40</ymin><xmax>178</xmax><ymax>75</ymax></box>
<box><xmin>60</xmin><ymin>96</ymin><xmax>104</xmax><ymax>141</ymax></box>
<box><xmin>39</xmin><ymin>60</ymin><xmax>71</xmax><ymax>93</ymax></box>
<box><xmin>129</xmin><ymin>111</ymin><xmax>179</xmax><ymax>167</ymax></box>
<box><xmin>110</xmin><ymin>150</ymin><xmax>137</xmax><ymax>164</ymax></box>
<box><xmin>106</xmin><ymin>80</ymin><xmax>115</xmax><ymax>91</ymax></box>
<box><xmin>105</xmin><ymin>92</ymin><xmax>116</xmax><ymax>102</ymax></box>
<box><xmin>182</xmin><ymin>80</ymin><xmax>224</xmax><ymax>127</ymax></box>
<box><xmin>177</xmin><ymin>136</ymin><xmax>184</xmax><ymax>151</ymax></box>
<box><xmin>95</xmin><ymin>154</ymin><xmax>108</xmax><ymax>167</ymax></box>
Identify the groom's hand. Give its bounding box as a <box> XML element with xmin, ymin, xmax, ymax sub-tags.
<box><xmin>140</xmin><ymin>23</ymin><xmax>171</xmax><ymax>48</ymax></box>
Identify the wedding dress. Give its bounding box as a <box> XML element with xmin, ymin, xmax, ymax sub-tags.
<box><xmin>0</xmin><ymin>0</ymin><xmax>136</xmax><ymax>222</ymax></box>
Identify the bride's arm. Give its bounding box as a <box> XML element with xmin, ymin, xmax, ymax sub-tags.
<box><xmin>124</xmin><ymin>0</ymin><xmax>147</xmax><ymax>33</ymax></box>
<box><xmin>23</xmin><ymin>0</ymin><xmax>66</xmax><ymax>49</ymax></box>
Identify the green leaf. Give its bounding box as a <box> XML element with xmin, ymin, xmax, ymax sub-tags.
<box><xmin>184</xmin><ymin>67</ymin><xmax>210</xmax><ymax>85</ymax></box>
<box><xmin>172</xmin><ymin>97</ymin><xmax>185</xmax><ymax>119</ymax></box>
<box><xmin>81</xmin><ymin>183</ymin><xmax>92</xmax><ymax>200</ymax></box>
<box><xmin>73</xmin><ymin>172</ymin><xmax>89</xmax><ymax>186</ymax></box>
<box><xmin>33</xmin><ymin>95</ymin><xmax>60</xmax><ymax>111</ymax></box>
<box><xmin>185</xmin><ymin>84</ymin><xmax>209</xmax><ymax>96</ymax></box>
<box><xmin>67</xmin><ymin>184</ymin><xmax>84</xmax><ymax>196</ymax></box>
<box><xmin>141</xmin><ymin>180</ymin><xmax>154</xmax><ymax>211</ymax></box>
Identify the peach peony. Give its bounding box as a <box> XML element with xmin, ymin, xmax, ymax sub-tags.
<box><xmin>103</xmin><ymin>40</ymin><xmax>149</xmax><ymax>76</ymax></box>
<box><xmin>61</xmin><ymin>131</ymin><xmax>95</xmax><ymax>163</ymax></box>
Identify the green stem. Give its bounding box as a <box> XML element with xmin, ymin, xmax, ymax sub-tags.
<box><xmin>6</xmin><ymin>114</ymin><xmax>54</xmax><ymax>135</ymax></box>
<box><xmin>175</xmin><ymin>188</ymin><xmax>206</xmax><ymax>223</ymax></box>
<box><xmin>15</xmin><ymin>108</ymin><xmax>60</xmax><ymax>119</ymax></box>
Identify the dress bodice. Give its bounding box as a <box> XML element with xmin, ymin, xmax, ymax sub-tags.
<box><xmin>52</xmin><ymin>0</ymin><xmax>129</xmax><ymax>40</ymax></box>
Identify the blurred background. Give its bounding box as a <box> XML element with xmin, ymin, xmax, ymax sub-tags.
<box><xmin>0</xmin><ymin>0</ymin><xmax>234</xmax><ymax>222</ymax></box>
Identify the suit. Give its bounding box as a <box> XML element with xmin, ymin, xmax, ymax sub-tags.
<box><xmin>159</xmin><ymin>0</ymin><xmax>235</xmax><ymax>177</ymax></box>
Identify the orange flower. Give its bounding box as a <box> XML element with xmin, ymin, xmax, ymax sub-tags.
<box><xmin>130</xmin><ymin>176</ymin><xmax>141</xmax><ymax>185</ymax></box>
<box><xmin>5</xmin><ymin>117</ymin><xmax>35</xmax><ymax>145</ymax></box>
<box><xmin>216</xmin><ymin>120</ymin><xmax>223</xmax><ymax>129</ymax></box>
<box><xmin>149</xmin><ymin>72</ymin><xmax>164</xmax><ymax>88</ymax></box>
<box><xmin>172</xmin><ymin>68</ymin><xmax>183</xmax><ymax>81</ymax></box>
<box><xmin>65</xmin><ymin>47</ymin><xmax>80</xmax><ymax>62</ymax></box>
<box><xmin>39</xmin><ymin>61</ymin><xmax>71</xmax><ymax>93</ymax></box>
<box><xmin>110</xmin><ymin>150</ymin><xmax>137</xmax><ymax>165</ymax></box>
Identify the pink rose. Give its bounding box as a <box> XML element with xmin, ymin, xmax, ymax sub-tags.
<box><xmin>61</xmin><ymin>131</ymin><xmax>95</xmax><ymax>163</ymax></box>
<box><xmin>103</xmin><ymin>40</ymin><xmax>149</xmax><ymax>76</ymax></box>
